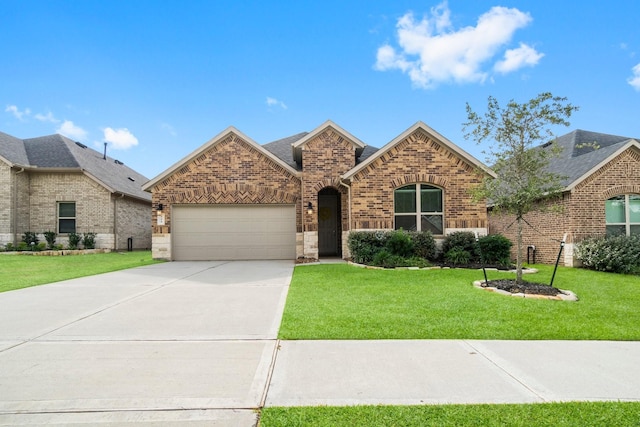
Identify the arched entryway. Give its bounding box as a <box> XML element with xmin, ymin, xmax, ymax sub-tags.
<box><xmin>318</xmin><ymin>187</ymin><xmax>342</xmax><ymax>257</ymax></box>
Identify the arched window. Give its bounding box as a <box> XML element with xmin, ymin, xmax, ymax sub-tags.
<box><xmin>394</xmin><ymin>184</ymin><xmax>443</xmax><ymax>234</ymax></box>
<box><xmin>605</xmin><ymin>194</ymin><xmax>640</xmax><ymax>236</ymax></box>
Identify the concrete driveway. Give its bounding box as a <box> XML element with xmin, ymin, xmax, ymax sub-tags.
<box><xmin>0</xmin><ymin>260</ymin><xmax>293</xmax><ymax>426</ymax></box>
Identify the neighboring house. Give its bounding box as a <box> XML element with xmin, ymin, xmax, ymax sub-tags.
<box><xmin>489</xmin><ymin>129</ymin><xmax>640</xmax><ymax>266</ymax></box>
<box><xmin>143</xmin><ymin>120</ymin><xmax>494</xmax><ymax>261</ymax></box>
<box><xmin>0</xmin><ymin>131</ymin><xmax>151</xmax><ymax>250</ymax></box>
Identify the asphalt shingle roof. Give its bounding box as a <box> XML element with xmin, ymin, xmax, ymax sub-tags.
<box><xmin>1</xmin><ymin>132</ymin><xmax>150</xmax><ymax>201</ymax></box>
<box><xmin>544</xmin><ymin>129</ymin><xmax>637</xmax><ymax>187</ymax></box>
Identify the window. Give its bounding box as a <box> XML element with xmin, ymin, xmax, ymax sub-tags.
<box><xmin>605</xmin><ymin>195</ymin><xmax>640</xmax><ymax>236</ymax></box>
<box><xmin>394</xmin><ymin>184</ymin><xmax>443</xmax><ymax>234</ymax></box>
<box><xmin>58</xmin><ymin>202</ymin><xmax>76</xmax><ymax>234</ymax></box>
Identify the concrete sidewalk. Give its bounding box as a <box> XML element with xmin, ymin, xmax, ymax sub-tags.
<box><xmin>266</xmin><ymin>340</ymin><xmax>640</xmax><ymax>406</ymax></box>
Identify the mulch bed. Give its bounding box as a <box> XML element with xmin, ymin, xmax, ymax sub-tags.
<box><xmin>482</xmin><ymin>279</ymin><xmax>564</xmax><ymax>296</ymax></box>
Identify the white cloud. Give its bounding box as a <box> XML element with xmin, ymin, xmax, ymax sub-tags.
<box><xmin>103</xmin><ymin>127</ymin><xmax>139</xmax><ymax>150</ymax></box>
<box><xmin>5</xmin><ymin>105</ymin><xmax>31</xmax><ymax>121</ymax></box>
<box><xmin>374</xmin><ymin>2</ymin><xmax>539</xmax><ymax>88</ymax></box>
<box><xmin>161</xmin><ymin>122</ymin><xmax>177</xmax><ymax>136</ymax></box>
<box><xmin>494</xmin><ymin>43</ymin><xmax>544</xmax><ymax>73</ymax></box>
<box><xmin>266</xmin><ymin>97</ymin><xmax>287</xmax><ymax>110</ymax></box>
<box><xmin>57</xmin><ymin>120</ymin><xmax>87</xmax><ymax>141</ymax></box>
<box><xmin>34</xmin><ymin>111</ymin><xmax>60</xmax><ymax>123</ymax></box>
<box><xmin>628</xmin><ymin>63</ymin><xmax>640</xmax><ymax>91</ymax></box>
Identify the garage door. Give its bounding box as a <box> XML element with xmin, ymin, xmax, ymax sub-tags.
<box><xmin>172</xmin><ymin>205</ymin><xmax>296</xmax><ymax>261</ymax></box>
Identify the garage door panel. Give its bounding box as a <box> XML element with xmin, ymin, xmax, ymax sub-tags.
<box><xmin>172</xmin><ymin>205</ymin><xmax>296</xmax><ymax>261</ymax></box>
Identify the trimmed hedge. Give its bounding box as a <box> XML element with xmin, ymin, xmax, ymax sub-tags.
<box><xmin>576</xmin><ymin>235</ymin><xmax>640</xmax><ymax>275</ymax></box>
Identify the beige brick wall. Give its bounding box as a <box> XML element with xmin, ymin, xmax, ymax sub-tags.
<box><xmin>115</xmin><ymin>196</ymin><xmax>152</xmax><ymax>250</ymax></box>
<box><xmin>0</xmin><ymin>165</ymin><xmax>31</xmax><ymax>245</ymax></box>
<box><xmin>0</xmin><ymin>163</ymin><xmax>12</xmax><ymax>237</ymax></box>
<box><xmin>349</xmin><ymin>128</ymin><xmax>488</xmax><ymax>233</ymax></box>
<box><xmin>488</xmin><ymin>147</ymin><xmax>640</xmax><ymax>265</ymax></box>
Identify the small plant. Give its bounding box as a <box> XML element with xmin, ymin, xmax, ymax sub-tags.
<box><xmin>54</xmin><ymin>244</ymin><xmax>64</xmax><ymax>250</ymax></box>
<box><xmin>386</xmin><ymin>229</ymin><xmax>414</xmax><ymax>258</ymax></box>
<box><xmin>17</xmin><ymin>242</ymin><xmax>29</xmax><ymax>251</ymax></box>
<box><xmin>5</xmin><ymin>243</ymin><xmax>15</xmax><ymax>251</ymax></box>
<box><xmin>22</xmin><ymin>231</ymin><xmax>39</xmax><ymax>246</ymax></box>
<box><xmin>82</xmin><ymin>232</ymin><xmax>97</xmax><ymax>249</ymax></box>
<box><xmin>478</xmin><ymin>233</ymin><xmax>512</xmax><ymax>266</ymax></box>
<box><xmin>43</xmin><ymin>231</ymin><xmax>57</xmax><ymax>249</ymax></box>
<box><xmin>409</xmin><ymin>230</ymin><xmax>437</xmax><ymax>261</ymax></box>
<box><xmin>445</xmin><ymin>248</ymin><xmax>471</xmax><ymax>266</ymax></box>
<box><xmin>442</xmin><ymin>231</ymin><xmax>478</xmax><ymax>262</ymax></box>
<box><xmin>576</xmin><ymin>235</ymin><xmax>640</xmax><ymax>274</ymax></box>
<box><xmin>36</xmin><ymin>242</ymin><xmax>47</xmax><ymax>251</ymax></box>
<box><xmin>348</xmin><ymin>231</ymin><xmax>390</xmax><ymax>264</ymax></box>
<box><xmin>68</xmin><ymin>232</ymin><xmax>81</xmax><ymax>249</ymax></box>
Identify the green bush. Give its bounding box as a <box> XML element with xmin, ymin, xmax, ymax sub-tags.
<box><xmin>372</xmin><ymin>251</ymin><xmax>429</xmax><ymax>268</ymax></box>
<box><xmin>22</xmin><ymin>231</ymin><xmax>39</xmax><ymax>246</ymax></box>
<box><xmin>478</xmin><ymin>234</ymin><xmax>512</xmax><ymax>266</ymax></box>
<box><xmin>82</xmin><ymin>232</ymin><xmax>97</xmax><ymax>249</ymax></box>
<box><xmin>442</xmin><ymin>231</ymin><xmax>478</xmax><ymax>262</ymax></box>
<box><xmin>17</xmin><ymin>242</ymin><xmax>29</xmax><ymax>251</ymax></box>
<box><xmin>444</xmin><ymin>248</ymin><xmax>471</xmax><ymax>265</ymax></box>
<box><xmin>36</xmin><ymin>242</ymin><xmax>47</xmax><ymax>251</ymax></box>
<box><xmin>409</xmin><ymin>231</ymin><xmax>437</xmax><ymax>260</ymax></box>
<box><xmin>576</xmin><ymin>235</ymin><xmax>640</xmax><ymax>274</ymax></box>
<box><xmin>44</xmin><ymin>231</ymin><xmax>57</xmax><ymax>249</ymax></box>
<box><xmin>386</xmin><ymin>229</ymin><xmax>414</xmax><ymax>258</ymax></box>
<box><xmin>5</xmin><ymin>243</ymin><xmax>15</xmax><ymax>251</ymax></box>
<box><xmin>68</xmin><ymin>232</ymin><xmax>81</xmax><ymax>250</ymax></box>
<box><xmin>348</xmin><ymin>231</ymin><xmax>390</xmax><ymax>264</ymax></box>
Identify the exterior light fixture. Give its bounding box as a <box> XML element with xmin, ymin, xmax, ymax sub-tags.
<box><xmin>157</xmin><ymin>203</ymin><xmax>163</xmax><ymax>211</ymax></box>
<box><xmin>307</xmin><ymin>202</ymin><xmax>313</xmax><ymax>215</ymax></box>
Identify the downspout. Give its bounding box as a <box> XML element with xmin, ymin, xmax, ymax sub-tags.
<box><xmin>113</xmin><ymin>193</ymin><xmax>125</xmax><ymax>250</ymax></box>
<box><xmin>13</xmin><ymin>168</ymin><xmax>25</xmax><ymax>245</ymax></box>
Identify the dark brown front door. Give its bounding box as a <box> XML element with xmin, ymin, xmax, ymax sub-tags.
<box><xmin>318</xmin><ymin>188</ymin><xmax>341</xmax><ymax>257</ymax></box>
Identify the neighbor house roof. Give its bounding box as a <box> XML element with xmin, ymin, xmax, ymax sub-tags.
<box><xmin>0</xmin><ymin>132</ymin><xmax>150</xmax><ymax>202</ymax></box>
<box><xmin>542</xmin><ymin>129</ymin><xmax>640</xmax><ymax>190</ymax></box>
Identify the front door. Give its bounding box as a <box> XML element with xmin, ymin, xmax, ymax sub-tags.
<box><xmin>318</xmin><ymin>188</ymin><xmax>341</xmax><ymax>257</ymax></box>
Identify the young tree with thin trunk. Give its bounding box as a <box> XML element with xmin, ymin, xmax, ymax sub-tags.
<box><xmin>463</xmin><ymin>92</ymin><xmax>579</xmax><ymax>284</ymax></box>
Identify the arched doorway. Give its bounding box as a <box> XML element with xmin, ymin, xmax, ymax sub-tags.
<box><xmin>318</xmin><ymin>187</ymin><xmax>342</xmax><ymax>257</ymax></box>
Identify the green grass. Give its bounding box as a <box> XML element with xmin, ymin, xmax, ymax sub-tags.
<box><xmin>260</xmin><ymin>402</ymin><xmax>640</xmax><ymax>426</ymax></box>
<box><xmin>279</xmin><ymin>264</ymin><xmax>640</xmax><ymax>340</ymax></box>
<box><xmin>0</xmin><ymin>251</ymin><xmax>163</xmax><ymax>293</ymax></box>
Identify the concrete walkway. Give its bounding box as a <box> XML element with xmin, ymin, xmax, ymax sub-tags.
<box><xmin>1</xmin><ymin>261</ymin><xmax>639</xmax><ymax>426</ymax></box>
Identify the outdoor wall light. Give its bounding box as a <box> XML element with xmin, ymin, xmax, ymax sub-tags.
<box><xmin>157</xmin><ymin>203</ymin><xmax>163</xmax><ymax>211</ymax></box>
<box><xmin>307</xmin><ymin>202</ymin><xmax>313</xmax><ymax>215</ymax></box>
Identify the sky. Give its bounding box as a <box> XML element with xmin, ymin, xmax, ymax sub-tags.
<box><xmin>2</xmin><ymin>1</ymin><xmax>640</xmax><ymax>179</ymax></box>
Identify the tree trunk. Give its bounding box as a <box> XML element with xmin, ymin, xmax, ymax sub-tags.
<box><xmin>516</xmin><ymin>215</ymin><xmax>523</xmax><ymax>284</ymax></box>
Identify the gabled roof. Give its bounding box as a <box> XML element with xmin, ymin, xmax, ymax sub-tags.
<box><xmin>0</xmin><ymin>132</ymin><xmax>150</xmax><ymax>202</ymax></box>
<box><xmin>342</xmin><ymin>121</ymin><xmax>495</xmax><ymax>180</ymax></box>
<box><xmin>542</xmin><ymin>129</ymin><xmax>640</xmax><ymax>189</ymax></box>
<box><xmin>291</xmin><ymin>120</ymin><xmax>367</xmax><ymax>166</ymax></box>
<box><xmin>143</xmin><ymin>126</ymin><xmax>300</xmax><ymax>191</ymax></box>
<box><xmin>262</xmin><ymin>132</ymin><xmax>308</xmax><ymax>169</ymax></box>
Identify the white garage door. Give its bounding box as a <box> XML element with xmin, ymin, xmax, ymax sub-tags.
<box><xmin>172</xmin><ymin>205</ymin><xmax>296</xmax><ymax>261</ymax></box>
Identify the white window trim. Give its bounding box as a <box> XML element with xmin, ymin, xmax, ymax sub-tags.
<box><xmin>605</xmin><ymin>194</ymin><xmax>640</xmax><ymax>236</ymax></box>
<box><xmin>394</xmin><ymin>183</ymin><xmax>444</xmax><ymax>235</ymax></box>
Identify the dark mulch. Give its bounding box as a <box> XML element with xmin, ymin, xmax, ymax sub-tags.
<box><xmin>483</xmin><ymin>279</ymin><xmax>564</xmax><ymax>296</ymax></box>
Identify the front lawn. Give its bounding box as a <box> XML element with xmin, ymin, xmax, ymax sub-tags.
<box><xmin>260</xmin><ymin>402</ymin><xmax>640</xmax><ymax>426</ymax></box>
<box><xmin>278</xmin><ymin>264</ymin><xmax>640</xmax><ymax>340</ymax></box>
<box><xmin>0</xmin><ymin>251</ymin><xmax>163</xmax><ymax>293</ymax></box>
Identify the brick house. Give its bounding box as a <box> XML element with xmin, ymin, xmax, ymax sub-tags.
<box><xmin>0</xmin><ymin>131</ymin><xmax>151</xmax><ymax>250</ymax></box>
<box><xmin>143</xmin><ymin>121</ymin><xmax>494</xmax><ymax>261</ymax></box>
<box><xmin>489</xmin><ymin>130</ymin><xmax>640</xmax><ymax>266</ymax></box>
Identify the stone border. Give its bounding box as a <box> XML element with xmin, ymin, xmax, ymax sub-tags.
<box><xmin>473</xmin><ymin>280</ymin><xmax>578</xmax><ymax>301</ymax></box>
<box><xmin>1</xmin><ymin>249</ymin><xmax>113</xmax><ymax>256</ymax></box>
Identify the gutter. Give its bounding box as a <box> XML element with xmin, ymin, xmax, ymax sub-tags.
<box><xmin>339</xmin><ymin>178</ymin><xmax>351</xmax><ymax>234</ymax></box>
<box><xmin>13</xmin><ymin>167</ymin><xmax>25</xmax><ymax>245</ymax></box>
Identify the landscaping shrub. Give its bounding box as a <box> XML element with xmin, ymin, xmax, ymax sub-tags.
<box><xmin>82</xmin><ymin>232</ymin><xmax>97</xmax><ymax>249</ymax></box>
<box><xmin>17</xmin><ymin>242</ymin><xmax>29</xmax><ymax>251</ymax></box>
<box><xmin>347</xmin><ymin>231</ymin><xmax>390</xmax><ymax>264</ymax></box>
<box><xmin>5</xmin><ymin>243</ymin><xmax>15</xmax><ymax>251</ymax></box>
<box><xmin>68</xmin><ymin>232</ymin><xmax>81</xmax><ymax>249</ymax></box>
<box><xmin>442</xmin><ymin>231</ymin><xmax>478</xmax><ymax>262</ymax></box>
<box><xmin>44</xmin><ymin>231</ymin><xmax>57</xmax><ymax>249</ymax></box>
<box><xmin>372</xmin><ymin>250</ymin><xmax>430</xmax><ymax>268</ymax></box>
<box><xmin>22</xmin><ymin>231</ymin><xmax>39</xmax><ymax>247</ymax></box>
<box><xmin>36</xmin><ymin>242</ymin><xmax>47</xmax><ymax>251</ymax></box>
<box><xmin>409</xmin><ymin>231</ymin><xmax>437</xmax><ymax>261</ymax></box>
<box><xmin>386</xmin><ymin>229</ymin><xmax>414</xmax><ymax>257</ymax></box>
<box><xmin>576</xmin><ymin>235</ymin><xmax>640</xmax><ymax>274</ymax></box>
<box><xmin>478</xmin><ymin>233</ymin><xmax>512</xmax><ymax>266</ymax></box>
<box><xmin>444</xmin><ymin>248</ymin><xmax>471</xmax><ymax>265</ymax></box>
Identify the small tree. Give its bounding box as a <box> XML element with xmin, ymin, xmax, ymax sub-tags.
<box><xmin>463</xmin><ymin>92</ymin><xmax>578</xmax><ymax>283</ymax></box>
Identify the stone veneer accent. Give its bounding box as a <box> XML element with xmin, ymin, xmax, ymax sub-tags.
<box><xmin>489</xmin><ymin>147</ymin><xmax>640</xmax><ymax>265</ymax></box>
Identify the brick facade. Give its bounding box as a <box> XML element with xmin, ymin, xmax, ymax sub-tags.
<box><xmin>146</xmin><ymin>122</ymin><xmax>491</xmax><ymax>261</ymax></box>
<box><xmin>489</xmin><ymin>147</ymin><xmax>640</xmax><ymax>265</ymax></box>
<box><xmin>0</xmin><ymin>168</ymin><xmax>151</xmax><ymax>249</ymax></box>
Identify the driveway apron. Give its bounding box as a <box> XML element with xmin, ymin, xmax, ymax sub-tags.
<box><xmin>0</xmin><ymin>260</ymin><xmax>293</xmax><ymax>426</ymax></box>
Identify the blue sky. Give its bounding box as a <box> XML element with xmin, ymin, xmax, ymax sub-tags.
<box><xmin>2</xmin><ymin>1</ymin><xmax>639</xmax><ymax>179</ymax></box>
